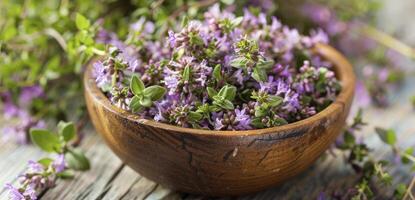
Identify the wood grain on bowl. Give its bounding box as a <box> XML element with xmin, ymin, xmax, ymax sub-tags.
<box><xmin>84</xmin><ymin>43</ymin><xmax>355</xmax><ymax>196</ymax></box>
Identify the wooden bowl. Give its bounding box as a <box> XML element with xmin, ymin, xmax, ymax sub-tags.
<box><xmin>84</xmin><ymin>43</ymin><xmax>355</xmax><ymax>196</ymax></box>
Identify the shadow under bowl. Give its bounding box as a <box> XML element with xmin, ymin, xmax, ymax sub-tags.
<box><xmin>84</xmin><ymin>43</ymin><xmax>355</xmax><ymax>196</ymax></box>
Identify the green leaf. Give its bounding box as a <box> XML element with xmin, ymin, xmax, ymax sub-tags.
<box><xmin>402</xmin><ymin>147</ymin><xmax>414</xmax><ymax>164</ymax></box>
<box><xmin>218</xmin><ymin>86</ymin><xmax>227</xmax><ymax>97</ymax></box>
<box><xmin>268</xmin><ymin>95</ymin><xmax>283</xmax><ymax>107</ymax></box>
<box><xmin>213</xmin><ymin>64</ymin><xmax>222</xmax><ymax>81</ymax></box>
<box><xmin>173</xmin><ymin>48</ymin><xmax>185</xmax><ymax>60</ymax></box>
<box><xmin>181</xmin><ymin>15</ymin><xmax>189</xmax><ymax>27</ymax></box>
<box><xmin>182</xmin><ymin>65</ymin><xmax>191</xmax><ymax>82</ymax></box>
<box><xmin>272</xmin><ymin>117</ymin><xmax>288</xmax><ymax>126</ymax></box>
<box><xmin>375</xmin><ymin>127</ymin><xmax>397</xmax><ymax>146</ymax></box>
<box><xmin>30</xmin><ymin>129</ymin><xmax>61</xmax><ymax>153</ymax></box>
<box><xmin>129</xmin><ymin>96</ymin><xmax>142</xmax><ymax>113</ymax></box>
<box><xmin>66</xmin><ymin>149</ymin><xmax>90</xmax><ymax>171</ymax></box>
<box><xmin>251</xmin><ymin>118</ymin><xmax>265</xmax><ymax>128</ymax></box>
<box><xmin>130</xmin><ymin>75</ymin><xmax>145</xmax><ymax>96</ymax></box>
<box><xmin>257</xmin><ymin>59</ymin><xmax>274</xmax><ymax>69</ymax></box>
<box><xmin>220</xmin><ymin>85</ymin><xmax>237</xmax><ymax>101</ymax></box>
<box><xmin>75</xmin><ymin>13</ymin><xmax>90</xmax><ymax>30</ymax></box>
<box><xmin>109</xmin><ymin>47</ymin><xmax>121</xmax><ymax>57</ymax></box>
<box><xmin>207</xmin><ymin>87</ymin><xmax>217</xmax><ymax>99</ymax></box>
<box><xmin>221</xmin><ymin>0</ymin><xmax>235</xmax><ymax>5</ymax></box>
<box><xmin>143</xmin><ymin>85</ymin><xmax>166</xmax><ymax>101</ymax></box>
<box><xmin>189</xmin><ymin>32</ymin><xmax>204</xmax><ymax>45</ymax></box>
<box><xmin>394</xmin><ymin>183</ymin><xmax>407</xmax><ymax>199</ymax></box>
<box><xmin>188</xmin><ymin>111</ymin><xmax>203</xmax><ymax>121</ymax></box>
<box><xmin>254</xmin><ymin>106</ymin><xmax>267</xmax><ymax>117</ymax></box>
<box><xmin>57</xmin><ymin>170</ymin><xmax>75</xmax><ymax>179</ymax></box>
<box><xmin>252</xmin><ymin>67</ymin><xmax>267</xmax><ymax>82</ymax></box>
<box><xmin>230</xmin><ymin>57</ymin><xmax>249</xmax><ymax>68</ymax></box>
<box><xmin>343</xmin><ymin>131</ymin><xmax>356</xmax><ymax>147</ymax></box>
<box><xmin>139</xmin><ymin>96</ymin><xmax>152</xmax><ymax>107</ymax></box>
<box><xmin>2</xmin><ymin>26</ymin><xmax>17</xmax><ymax>41</ymax></box>
<box><xmin>214</xmin><ymin>99</ymin><xmax>234</xmax><ymax>110</ymax></box>
<box><xmin>58</xmin><ymin>121</ymin><xmax>76</xmax><ymax>142</ymax></box>
<box><xmin>231</xmin><ymin>17</ymin><xmax>244</xmax><ymax>27</ymax></box>
<box><xmin>38</xmin><ymin>158</ymin><xmax>54</xmax><ymax>168</ymax></box>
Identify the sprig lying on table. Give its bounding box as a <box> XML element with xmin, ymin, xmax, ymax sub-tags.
<box><xmin>4</xmin><ymin>121</ymin><xmax>90</xmax><ymax>200</ymax></box>
<box><xmin>322</xmin><ymin>110</ymin><xmax>415</xmax><ymax>199</ymax></box>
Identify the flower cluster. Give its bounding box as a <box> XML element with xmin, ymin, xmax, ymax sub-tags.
<box><xmin>1</xmin><ymin>86</ymin><xmax>45</xmax><ymax>144</ymax></box>
<box><xmin>5</xmin><ymin>156</ymin><xmax>65</xmax><ymax>200</ymax></box>
<box><xmin>93</xmin><ymin>4</ymin><xmax>341</xmax><ymax>130</ymax></box>
<box><xmin>301</xmin><ymin>2</ymin><xmax>406</xmax><ymax>108</ymax></box>
<box><xmin>5</xmin><ymin>122</ymin><xmax>90</xmax><ymax>200</ymax></box>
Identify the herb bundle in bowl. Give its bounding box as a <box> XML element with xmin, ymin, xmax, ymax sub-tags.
<box><xmin>93</xmin><ymin>4</ymin><xmax>341</xmax><ymax>131</ymax></box>
<box><xmin>85</xmin><ymin>4</ymin><xmax>354</xmax><ymax>196</ymax></box>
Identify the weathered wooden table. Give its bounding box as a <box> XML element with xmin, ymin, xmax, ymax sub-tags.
<box><xmin>0</xmin><ymin>77</ymin><xmax>414</xmax><ymax>200</ymax></box>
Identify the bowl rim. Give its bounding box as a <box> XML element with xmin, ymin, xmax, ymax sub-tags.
<box><xmin>84</xmin><ymin>43</ymin><xmax>355</xmax><ymax>137</ymax></box>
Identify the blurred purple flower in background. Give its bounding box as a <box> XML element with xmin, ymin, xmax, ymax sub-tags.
<box><xmin>1</xmin><ymin>86</ymin><xmax>45</xmax><ymax>144</ymax></box>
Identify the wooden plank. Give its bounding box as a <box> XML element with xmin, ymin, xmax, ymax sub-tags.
<box><xmin>119</xmin><ymin>175</ymin><xmax>158</xmax><ymax>200</ymax></box>
<box><xmin>144</xmin><ymin>184</ymin><xmax>178</xmax><ymax>200</ymax></box>
<box><xmin>101</xmin><ymin>166</ymin><xmax>141</xmax><ymax>200</ymax></box>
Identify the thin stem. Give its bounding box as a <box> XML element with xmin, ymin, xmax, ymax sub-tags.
<box><xmin>404</xmin><ymin>176</ymin><xmax>415</xmax><ymax>200</ymax></box>
<box><xmin>359</xmin><ymin>23</ymin><xmax>415</xmax><ymax>60</ymax></box>
<box><xmin>44</xmin><ymin>28</ymin><xmax>67</xmax><ymax>51</ymax></box>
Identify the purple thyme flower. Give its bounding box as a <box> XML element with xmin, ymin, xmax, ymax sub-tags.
<box><xmin>163</xmin><ymin>67</ymin><xmax>180</xmax><ymax>95</ymax></box>
<box><xmin>259</xmin><ymin>76</ymin><xmax>279</xmax><ymax>93</ymax></box>
<box><xmin>168</xmin><ymin>30</ymin><xmax>177</xmax><ymax>48</ymax></box>
<box><xmin>270</xmin><ymin>17</ymin><xmax>282</xmax><ymax>31</ymax></box>
<box><xmin>355</xmin><ymin>81</ymin><xmax>371</xmax><ymax>107</ymax></box>
<box><xmin>193</xmin><ymin>60</ymin><xmax>212</xmax><ymax>87</ymax></box>
<box><xmin>27</xmin><ymin>160</ymin><xmax>44</xmax><ymax>174</ymax></box>
<box><xmin>21</xmin><ymin>160</ymin><xmax>55</xmax><ymax>191</ymax></box>
<box><xmin>234</xmin><ymin>108</ymin><xmax>252</xmax><ymax>130</ymax></box>
<box><xmin>131</xmin><ymin>17</ymin><xmax>155</xmax><ymax>34</ymax></box>
<box><xmin>23</xmin><ymin>184</ymin><xmax>37</xmax><ymax>200</ymax></box>
<box><xmin>275</xmin><ymin>79</ymin><xmax>290</xmax><ymax>96</ymax></box>
<box><xmin>282</xmin><ymin>91</ymin><xmax>300</xmax><ymax>112</ymax></box>
<box><xmin>232</xmin><ymin>69</ymin><xmax>245</xmax><ymax>85</ymax></box>
<box><xmin>4</xmin><ymin>183</ymin><xmax>25</xmax><ymax>200</ymax></box>
<box><xmin>2</xmin><ymin>101</ymin><xmax>46</xmax><ymax>144</ymax></box>
<box><xmin>243</xmin><ymin>8</ymin><xmax>260</xmax><ymax>27</ymax></box>
<box><xmin>18</xmin><ymin>85</ymin><xmax>44</xmax><ymax>107</ymax></box>
<box><xmin>283</xmin><ymin>27</ymin><xmax>301</xmax><ymax>51</ymax></box>
<box><xmin>301</xmin><ymin>4</ymin><xmax>332</xmax><ymax>24</ymax></box>
<box><xmin>52</xmin><ymin>154</ymin><xmax>66</xmax><ymax>173</ymax></box>
<box><xmin>213</xmin><ymin>112</ymin><xmax>225</xmax><ymax>130</ymax></box>
<box><xmin>3</xmin><ymin>102</ymin><xmax>20</xmax><ymax>119</ymax></box>
<box><xmin>96</xmin><ymin>29</ymin><xmax>118</xmax><ymax>44</ymax></box>
<box><xmin>2</xmin><ymin>92</ymin><xmax>19</xmax><ymax>119</ymax></box>
<box><xmin>302</xmin><ymin>29</ymin><xmax>329</xmax><ymax>47</ymax></box>
<box><xmin>93</xmin><ymin>61</ymin><xmax>111</xmax><ymax>89</ymax></box>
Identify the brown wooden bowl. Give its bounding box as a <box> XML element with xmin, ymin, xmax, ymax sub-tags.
<box><xmin>84</xmin><ymin>43</ymin><xmax>355</xmax><ymax>196</ymax></box>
